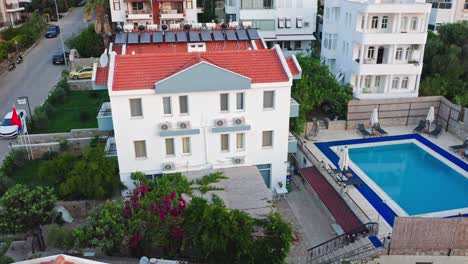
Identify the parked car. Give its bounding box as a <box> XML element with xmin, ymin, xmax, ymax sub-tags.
<box><xmin>69</xmin><ymin>67</ymin><xmax>93</xmax><ymax>80</ymax></box>
<box><xmin>45</xmin><ymin>25</ymin><xmax>60</xmax><ymax>38</ymax></box>
<box><xmin>0</xmin><ymin>110</ymin><xmax>27</xmax><ymax>138</ymax></box>
<box><xmin>52</xmin><ymin>52</ymin><xmax>70</xmax><ymax>65</ymax></box>
<box><xmin>76</xmin><ymin>0</ymin><xmax>86</xmax><ymax>6</ymax></box>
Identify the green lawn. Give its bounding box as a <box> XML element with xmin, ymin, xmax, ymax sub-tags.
<box><xmin>34</xmin><ymin>90</ymin><xmax>109</xmax><ymax>133</ymax></box>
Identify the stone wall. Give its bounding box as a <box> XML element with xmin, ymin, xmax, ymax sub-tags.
<box><xmin>17</xmin><ymin>129</ymin><xmax>108</xmax><ymax>144</ymax></box>
<box><xmin>328</xmin><ymin>120</ymin><xmax>346</xmax><ymax>130</ymax></box>
<box><xmin>70</xmin><ymin>57</ymin><xmax>97</xmax><ymax>70</ymax></box>
<box><xmin>69</xmin><ymin>80</ymin><xmax>92</xmax><ymax>91</ymax></box>
<box><xmin>57</xmin><ymin>200</ymin><xmax>102</xmax><ymax>219</ymax></box>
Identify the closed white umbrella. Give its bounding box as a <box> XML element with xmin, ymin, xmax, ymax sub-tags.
<box><xmin>370</xmin><ymin>107</ymin><xmax>379</xmax><ymax>127</ymax></box>
<box><xmin>339</xmin><ymin>147</ymin><xmax>350</xmax><ymax>172</ymax></box>
<box><xmin>426</xmin><ymin>106</ymin><xmax>435</xmax><ymax>128</ymax></box>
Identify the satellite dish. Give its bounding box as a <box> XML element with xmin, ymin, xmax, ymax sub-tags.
<box><xmin>116</xmin><ymin>25</ymin><xmax>122</xmax><ymax>32</ymax></box>
<box><xmin>138</xmin><ymin>24</ymin><xmax>145</xmax><ymax>31</ymax></box>
<box><xmin>161</xmin><ymin>24</ymin><xmax>168</xmax><ymax>31</ymax></box>
<box><xmin>99</xmin><ymin>50</ymin><xmax>109</xmax><ymax>67</ymax></box>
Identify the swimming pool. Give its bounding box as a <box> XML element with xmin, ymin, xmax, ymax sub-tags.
<box><xmin>315</xmin><ymin>134</ymin><xmax>468</xmax><ymax>226</ymax></box>
<box><xmin>349</xmin><ymin>143</ymin><xmax>468</xmax><ymax>216</ymax></box>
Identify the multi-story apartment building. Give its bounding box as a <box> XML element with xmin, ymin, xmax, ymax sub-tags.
<box><xmin>109</xmin><ymin>0</ymin><xmax>199</xmax><ymax>28</ymax></box>
<box><xmin>321</xmin><ymin>0</ymin><xmax>431</xmax><ymax>99</ymax></box>
<box><xmin>426</xmin><ymin>0</ymin><xmax>468</xmax><ymax>31</ymax></box>
<box><xmin>224</xmin><ymin>0</ymin><xmax>317</xmax><ymax>55</ymax></box>
<box><xmin>93</xmin><ymin>28</ymin><xmax>301</xmax><ymax>193</ymax></box>
<box><xmin>0</xmin><ymin>0</ymin><xmax>25</xmax><ymax>27</ymax></box>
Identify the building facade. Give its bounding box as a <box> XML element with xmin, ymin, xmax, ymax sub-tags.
<box><xmin>0</xmin><ymin>0</ymin><xmax>25</xmax><ymax>27</ymax></box>
<box><xmin>224</xmin><ymin>0</ymin><xmax>317</xmax><ymax>55</ymax></box>
<box><xmin>95</xmin><ymin>29</ymin><xmax>301</xmax><ymax>193</ymax></box>
<box><xmin>109</xmin><ymin>0</ymin><xmax>199</xmax><ymax>28</ymax></box>
<box><xmin>321</xmin><ymin>0</ymin><xmax>431</xmax><ymax>99</ymax></box>
<box><xmin>426</xmin><ymin>0</ymin><xmax>468</xmax><ymax>31</ymax></box>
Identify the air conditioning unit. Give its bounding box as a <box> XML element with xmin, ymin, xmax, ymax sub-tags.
<box><xmin>232</xmin><ymin>157</ymin><xmax>245</xmax><ymax>165</ymax></box>
<box><xmin>162</xmin><ymin>162</ymin><xmax>175</xmax><ymax>171</ymax></box>
<box><xmin>215</xmin><ymin>119</ymin><xmax>227</xmax><ymax>127</ymax></box>
<box><xmin>232</xmin><ymin>117</ymin><xmax>245</xmax><ymax>126</ymax></box>
<box><xmin>178</xmin><ymin>121</ymin><xmax>191</xmax><ymax>129</ymax></box>
<box><xmin>412</xmin><ymin>44</ymin><xmax>419</xmax><ymax>50</ymax></box>
<box><xmin>160</xmin><ymin>122</ymin><xmax>172</xmax><ymax>131</ymax></box>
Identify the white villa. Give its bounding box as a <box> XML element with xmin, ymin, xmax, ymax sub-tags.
<box><xmin>320</xmin><ymin>0</ymin><xmax>431</xmax><ymax>99</ymax></box>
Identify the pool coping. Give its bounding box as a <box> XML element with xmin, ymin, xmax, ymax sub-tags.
<box><xmin>315</xmin><ymin>133</ymin><xmax>468</xmax><ymax>227</ymax></box>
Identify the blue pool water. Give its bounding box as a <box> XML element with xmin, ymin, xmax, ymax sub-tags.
<box><xmin>349</xmin><ymin>143</ymin><xmax>468</xmax><ymax>215</ymax></box>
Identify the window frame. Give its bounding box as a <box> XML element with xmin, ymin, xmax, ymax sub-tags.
<box><xmin>395</xmin><ymin>48</ymin><xmax>403</xmax><ymax>60</ymax></box>
<box><xmin>410</xmin><ymin>17</ymin><xmax>418</xmax><ymax>31</ymax></box>
<box><xmin>381</xmin><ymin>16</ymin><xmax>388</xmax><ymax>29</ymax></box>
<box><xmin>296</xmin><ymin>17</ymin><xmax>303</xmax><ymax>28</ymax></box>
<box><xmin>277</xmin><ymin>17</ymin><xmax>285</xmax><ymax>28</ymax></box>
<box><xmin>182</xmin><ymin>137</ymin><xmax>191</xmax><ymax>155</ymax></box>
<box><xmin>391</xmin><ymin>77</ymin><xmax>400</xmax><ymax>90</ymax></box>
<box><xmin>371</xmin><ymin>16</ymin><xmax>378</xmax><ymax>29</ymax></box>
<box><xmin>221</xmin><ymin>134</ymin><xmax>230</xmax><ymax>152</ymax></box>
<box><xmin>113</xmin><ymin>0</ymin><xmax>120</xmax><ymax>10</ymax></box>
<box><xmin>263</xmin><ymin>90</ymin><xmax>275</xmax><ymax>109</ymax></box>
<box><xmin>165</xmin><ymin>138</ymin><xmax>175</xmax><ymax>156</ymax></box>
<box><xmin>262</xmin><ymin>130</ymin><xmax>273</xmax><ymax>148</ymax></box>
<box><xmin>401</xmin><ymin>77</ymin><xmax>409</xmax><ymax>89</ymax></box>
<box><xmin>220</xmin><ymin>93</ymin><xmax>230</xmax><ymax>112</ymax></box>
<box><xmin>236</xmin><ymin>132</ymin><xmax>245</xmax><ymax>151</ymax></box>
<box><xmin>236</xmin><ymin>92</ymin><xmax>245</xmax><ymax>111</ymax></box>
<box><xmin>129</xmin><ymin>98</ymin><xmax>143</xmax><ymax>118</ymax></box>
<box><xmin>374</xmin><ymin>76</ymin><xmax>381</xmax><ymax>87</ymax></box>
<box><xmin>367</xmin><ymin>46</ymin><xmax>375</xmax><ymax>59</ymax></box>
<box><xmin>285</xmin><ymin>17</ymin><xmax>292</xmax><ymax>28</ymax></box>
<box><xmin>134</xmin><ymin>140</ymin><xmax>147</xmax><ymax>159</ymax></box>
<box><xmin>162</xmin><ymin>96</ymin><xmax>172</xmax><ymax>115</ymax></box>
<box><xmin>179</xmin><ymin>95</ymin><xmax>189</xmax><ymax>115</ymax></box>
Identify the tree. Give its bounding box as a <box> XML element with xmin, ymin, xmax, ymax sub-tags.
<box><xmin>198</xmin><ymin>0</ymin><xmax>216</xmax><ymax>23</ymax></box>
<box><xmin>65</xmin><ymin>24</ymin><xmax>105</xmax><ymax>58</ymax></box>
<box><xmin>0</xmin><ymin>185</ymin><xmax>57</xmax><ymax>252</ymax></box>
<box><xmin>59</xmin><ymin>145</ymin><xmax>120</xmax><ymax>200</ymax></box>
<box><xmin>39</xmin><ymin>152</ymin><xmax>77</xmax><ymax>185</ymax></box>
<box><xmin>291</xmin><ymin>54</ymin><xmax>353</xmax><ymax>134</ymax></box>
<box><xmin>84</xmin><ymin>0</ymin><xmax>111</xmax><ymax>47</ymax></box>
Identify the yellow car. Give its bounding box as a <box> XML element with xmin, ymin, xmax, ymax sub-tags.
<box><xmin>69</xmin><ymin>67</ymin><xmax>93</xmax><ymax>80</ymax></box>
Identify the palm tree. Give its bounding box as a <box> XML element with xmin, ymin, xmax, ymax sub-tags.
<box><xmin>84</xmin><ymin>0</ymin><xmax>111</xmax><ymax>47</ymax></box>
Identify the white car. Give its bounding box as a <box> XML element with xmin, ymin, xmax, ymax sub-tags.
<box><xmin>0</xmin><ymin>110</ymin><xmax>27</xmax><ymax>138</ymax></box>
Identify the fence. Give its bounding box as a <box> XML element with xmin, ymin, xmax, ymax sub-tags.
<box><xmin>346</xmin><ymin>96</ymin><xmax>466</xmax><ymax>138</ymax></box>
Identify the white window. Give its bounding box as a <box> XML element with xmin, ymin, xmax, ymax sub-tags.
<box><xmin>221</xmin><ymin>134</ymin><xmax>229</xmax><ymax>152</ymax></box>
<box><xmin>236</xmin><ymin>133</ymin><xmax>245</xmax><ymax>150</ymax></box>
<box><xmin>263</xmin><ymin>91</ymin><xmax>275</xmax><ymax>109</ymax></box>
<box><xmin>360</xmin><ymin>16</ymin><xmax>365</xmax><ymax>29</ymax></box>
<box><xmin>113</xmin><ymin>0</ymin><xmax>120</xmax><ymax>10</ymax></box>
<box><xmin>296</xmin><ymin>17</ymin><xmax>303</xmax><ymax>28</ymax></box>
<box><xmin>179</xmin><ymin>95</ymin><xmax>189</xmax><ymax>114</ymax></box>
<box><xmin>220</xmin><ymin>93</ymin><xmax>229</xmax><ymax>112</ymax></box>
<box><xmin>381</xmin><ymin>16</ymin><xmax>388</xmax><ymax>29</ymax></box>
<box><xmin>401</xmin><ymin>77</ymin><xmax>409</xmax><ymax>89</ymax></box>
<box><xmin>392</xmin><ymin>77</ymin><xmax>400</xmax><ymax>89</ymax></box>
<box><xmin>323</xmin><ymin>34</ymin><xmax>329</xmax><ymax>49</ymax></box>
<box><xmin>364</xmin><ymin>76</ymin><xmax>371</xmax><ymax>88</ymax></box>
<box><xmin>367</xmin><ymin>46</ymin><xmax>375</xmax><ymax>59</ymax></box>
<box><xmin>325</xmin><ymin>8</ymin><xmax>330</xmax><ymax>21</ymax></box>
<box><xmin>405</xmin><ymin>47</ymin><xmax>413</xmax><ymax>60</ymax></box>
<box><xmin>278</xmin><ymin>17</ymin><xmax>285</xmax><ymax>28</ymax></box>
<box><xmin>285</xmin><ymin>17</ymin><xmax>292</xmax><ymax>28</ymax></box>
<box><xmin>400</xmin><ymin>17</ymin><xmax>408</xmax><ymax>32</ymax></box>
<box><xmin>182</xmin><ymin>137</ymin><xmax>191</xmax><ymax>154</ymax></box>
<box><xmin>374</xmin><ymin>76</ymin><xmax>381</xmax><ymax>87</ymax></box>
<box><xmin>410</xmin><ymin>17</ymin><xmax>418</xmax><ymax>31</ymax></box>
<box><xmin>332</xmin><ymin>34</ymin><xmax>338</xmax><ymax>50</ymax></box>
<box><xmin>165</xmin><ymin>138</ymin><xmax>175</xmax><ymax>156</ymax></box>
<box><xmin>163</xmin><ymin>97</ymin><xmax>172</xmax><ymax>115</ymax></box>
<box><xmin>395</xmin><ymin>48</ymin><xmax>403</xmax><ymax>60</ymax></box>
<box><xmin>262</xmin><ymin>131</ymin><xmax>273</xmax><ymax>147</ymax></box>
<box><xmin>129</xmin><ymin>98</ymin><xmax>143</xmax><ymax>117</ymax></box>
<box><xmin>236</xmin><ymin>92</ymin><xmax>245</xmax><ymax>110</ymax></box>
<box><xmin>134</xmin><ymin>140</ymin><xmax>147</xmax><ymax>158</ymax></box>
<box><xmin>371</xmin><ymin>16</ymin><xmax>378</xmax><ymax>29</ymax></box>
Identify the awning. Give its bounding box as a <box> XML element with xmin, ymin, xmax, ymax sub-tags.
<box><xmin>265</xmin><ymin>34</ymin><xmax>316</xmax><ymax>41</ymax></box>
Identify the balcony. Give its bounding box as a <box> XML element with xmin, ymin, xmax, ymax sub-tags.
<box><xmin>290</xmin><ymin>98</ymin><xmax>300</xmax><ymax>118</ymax></box>
<box><xmin>288</xmin><ymin>133</ymin><xmax>297</xmax><ymax>153</ymax></box>
<box><xmin>351</xmin><ymin>60</ymin><xmax>422</xmax><ymax>75</ymax></box>
<box><xmin>160</xmin><ymin>9</ymin><xmax>184</xmax><ymax>20</ymax></box>
<box><xmin>97</xmin><ymin>102</ymin><xmax>113</xmax><ymax>131</ymax></box>
<box><xmin>126</xmin><ymin>9</ymin><xmax>152</xmax><ymax>20</ymax></box>
<box><xmin>5</xmin><ymin>3</ymin><xmax>24</xmax><ymax>12</ymax></box>
<box><xmin>104</xmin><ymin>137</ymin><xmax>117</xmax><ymax>157</ymax></box>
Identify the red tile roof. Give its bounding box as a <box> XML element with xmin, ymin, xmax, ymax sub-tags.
<box><xmin>121</xmin><ymin>41</ymin><xmax>262</xmax><ymax>55</ymax></box>
<box><xmin>112</xmin><ymin>49</ymin><xmax>289</xmax><ymax>91</ymax></box>
<box><xmin>287</xmin><ymin>57</ymin><xmax>300</xmax><ymax>76</ymax></box>
<box><xmin>95</xmin><ymin>66</ymin><xmax>109</xmax><ymax>86</ymax></box>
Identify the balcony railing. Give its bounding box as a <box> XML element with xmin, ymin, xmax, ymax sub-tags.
<box><xmin>5</xmin><ymin>3</ymin><xmax>24</xmax><ymax>11</ymax></box>
<box><xmin>126</xmin><ymin>9</ymin><xmax>152</xmax><ymax>15</ymax></box>
<box><xmin>160</xmin><ymin>8</ymin><xmax>183</xmax><ymax>14</ymax></box>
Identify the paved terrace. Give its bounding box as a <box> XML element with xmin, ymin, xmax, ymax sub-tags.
<box><xmin>302</xmin><ymin>125</ymin><xmax>466</xmax><ymax>237</ymax></box>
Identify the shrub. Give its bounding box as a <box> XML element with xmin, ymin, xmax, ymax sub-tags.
<box><xmin>79</xmin><ymin>111</ymin><xmax>90</xmax><ymax>122</ymax></box>
<box><xmin>39</xmin><ymin>152</ymin><xmax>76</xmax><ymax>185</ymax></box>
<box><xmin>0</xmin><ymin>148</ymin><xmax>28</xmax><ymax>177</ymax></box>
<box><xmin>47</xmin><ymin>224</ymin><xmax>76</xmax><ymax>251</ymax></box>
<box><xmin>65</xmin><ymin>25</ymin><xmax>104</xmax><ymax>58</ymax></box>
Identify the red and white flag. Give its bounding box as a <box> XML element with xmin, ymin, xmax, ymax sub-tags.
<box><xmin>11</xmin><ymin>107</ymin><xmax>22</xmax><ymax>132</ymax></box>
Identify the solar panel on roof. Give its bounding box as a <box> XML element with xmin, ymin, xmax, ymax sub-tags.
<box><xmin>165</xmin><ymin>31</ymin><xmax>176</xmax><ymax>43</ymax></box>
<box><xmin>140</xmin><ymin>32</ymin><xmax>151</xmax><ymax>43</ymax></box>
<box><xmin>153</xmin><ymin>32</ymin><xmax>163</xmax><ymax>43</ymax></box>
<box><xmin>114</xmin><ymin>33</ymin><xmax>127</xmax><ymax>44</ymax></box>
<box><xmin>247</xmin><ymin>29</ymin><xmax>260</xmax><ymax>40</ymax></box>
<box><xmin>225</xmin><ymin>30</ymin><xmax>237</xmax><ymax>41</ymax></box>
<box><xmin>236</xmin><ymin>29</ymin><xmax>248</xmax><ymax>40</ymax></box>
<box><xmin>200</xmin><ymin>31</ymin><xmax>212</xmax><ymax>42</ymax></box>
<box><xmin>128</xmin><ymin>32</ymin><xmax>139</xmax><ymax>44</ymax></box>
<box><xmin>213</xmin><ymin>30</ymin><xmax>224</xmax><ymax>41</ymax></box>
<box><xmin>188</xmin><ymin>31</ymin><xmax>200</xmax><ymax>42</ymax></box>
<box><xmin>176</xmin><ymin>31</ymin><xmax>187</xmax><ymax>42</ymax></box>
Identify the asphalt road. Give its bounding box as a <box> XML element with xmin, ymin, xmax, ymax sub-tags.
<box><xmin>0</xmin><ymin>7</ymin><xmax>91</xmax><ymax>162</ymax></box>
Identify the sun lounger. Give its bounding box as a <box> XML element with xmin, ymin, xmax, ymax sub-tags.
<box><xmin>449</xmin><ymin>138</ymin><xmax>468</xmax><ymax>152</ymax></box>
<box><xmin>413</xmin><ymin>120</ymin><xmax>426</xmax><ymax>133</ymax></box>
<box><xmin>374</xmin><ymin>123</ymin><xmax>388</xmax><ymax>136</ymax></box>
<box><xmin>429</xmin><ymin>124</ymin><xmax>443</xmax><ymax>138</ymax></box>
<box><xmin>357</xmin><ymin>124</ymin><xmax>372</xmax><ymax>137</ymax></box>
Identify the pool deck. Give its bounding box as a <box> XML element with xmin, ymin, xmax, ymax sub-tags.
<box><xmin>303</xmin><ymin>125</ymin><xmax>466</xmax><ymax>237</ymax></box>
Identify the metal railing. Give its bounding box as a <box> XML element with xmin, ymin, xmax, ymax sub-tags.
<box><xmin>307</xmin><ymin>222</ymin><xmax>379</xmax><ymax>262</ymax></box>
